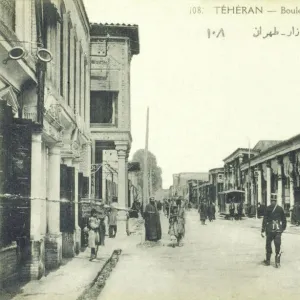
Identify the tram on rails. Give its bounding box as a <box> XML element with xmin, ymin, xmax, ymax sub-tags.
<box><xmin>218</xmin><ymin>190</ymin><xmax>245</xmax><ymax>219</ymax></box>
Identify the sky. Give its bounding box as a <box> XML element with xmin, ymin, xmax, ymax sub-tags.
<box><xmin>84</xmin><ymin>0</ymin><xmax>300</xmax><ymax>188</ymax></box>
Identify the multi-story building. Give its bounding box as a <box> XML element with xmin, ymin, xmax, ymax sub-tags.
<box><xmin>209</xmin><ymin>168</ymin><xmax>224</xmax><ymax>207</ymax></box>
<box><xmin>0</xmin><ymin>0</ymin><xmax>95</xmax><ymax>287</ymax></box>
<box><xmin>240</xmin><ymin>136</ymin><xmax>300</xmax><ymax>216</ymax></box>
<box><xmin>89</xmin><ymin>23</ymin><xmax>140</xmax><ymax>217</ymax></box>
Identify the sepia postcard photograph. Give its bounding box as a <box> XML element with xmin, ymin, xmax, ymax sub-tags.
<box><xmin>0</xmin><ymin>0</ymin><xmax>300</xmax><ymax>299</ymax></box>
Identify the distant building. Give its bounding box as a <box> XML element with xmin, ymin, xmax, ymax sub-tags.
<box><xmin>172</xmin><ymin>172</ymin><xmax>209</xmax><ymax>201</ymax></box>
<box><xmin>209</xmin><ymin>168</ymin><xmax>224</xmax><ymax>206</ymax></box>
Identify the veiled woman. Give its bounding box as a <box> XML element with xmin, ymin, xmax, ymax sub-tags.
<box><xmin>144</xmin><ymin>197</ymin><xmax>162</xmax><ymax>241</ymax></box>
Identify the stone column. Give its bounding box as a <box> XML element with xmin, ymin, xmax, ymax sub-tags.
<box><xmin>85</xmin><ymin>58</ymin><xmax>90</xmax><ymax>124</ymax></box>
<box><xmin>56</xmin><ymin>21</ymin><xmax>61</xmax><ymax>94</ymax></box>
<box><xmin>115</xmin><ymin>142</ymin><xmax>128</xmax><ymax>234</ymax></box>
<box><xmin>266</xmin><ymin>161</ymin><xmax>271</xmax><ymax>206</ymax></box>
<box><xmin>62</xmin><ymin>157</ymin><xmax>75</xmax><ymax>258</ymax></box>
<box><xmin>75</xmin><ymin>41</ymin><xmax>81</xmax><ymax>114</ymax></box>
<box><xmin>257</xmin><ymin>165</ymin><xmax>262</xmax><ymax>205</ymax></box>
<box><xmin>81</xmin><ymin>51</ymin><xmax>85</xmax><ymax>117</ymax></box>
<box><xmin>73</xmin><ymin>160</ymin><xmax>81</xmax><ymax>255</ymax></box>
<box><xmin>125</xmin><ymin>153</ymin><xmax>129</xmax><ymax>207</ymax></box>
<box><xmin>289</xmin><ymin>153</ymin><xmax>295</xmax><ymax>209</ymax></box>
<box><xmin>91</xmin><ymin>140</ymin><xmax>96</xmax><ymax>198</ymax></box>
<box><xmin>15</xmin><ymin>0</ymin><xmax>32</xmax><ymax>52</ymax></box>
<box><xmin>45</xmin><ymin>145</ymin><xmax>62</xmax><ymax>269</ymax></box>
<box><xmin>69</xmin><ymin>28</ymin><xmax>75</xmax><ymax>110</ymax></box>
<box><xmin>116</xmin><ymin>142</ymin><xmax>128</xmax><ymax>209</ymax></box>
<box><xmin>245</xmin><ymin>186</ymin><xmax>248</xmax><ymax>204</ymax></box>
<box><xmin>277</xmin><ymin>157</ymin><xmax>283</xmax><ymax>206</ymax></box>
<box><xmin>30</xmin><ymin>133</ymin><xmax>43</xmax><ymax>240</ymax></box>
<box><xmin>250</xmin><ymin>170</ymin><xmax>255</xmax><ymax>206</ymax></box>
<box><xmin>62</xmin><ymin>13</ymin><xmax>69</xmax><ymax>101</ymax></box>
<box><xmin>29</xmin><ymin>132</ymin><xmax>45</xmax><ymax>279</ymax></box>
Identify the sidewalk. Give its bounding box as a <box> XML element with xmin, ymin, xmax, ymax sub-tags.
<box><xmin>0</xmin><ymin>219</ymin><xmax>142</xmax><ymax>300</ymax></box>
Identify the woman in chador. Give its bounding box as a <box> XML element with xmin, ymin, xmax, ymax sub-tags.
<box><xmin>144</xmin><ymin>197</ymin><xmax>162</xmax><ymax>241</ymax></box>
<box><xmin>88</xmin><ymin>209</ymin><xmax>100</xmax><ymax>261</ymax></box>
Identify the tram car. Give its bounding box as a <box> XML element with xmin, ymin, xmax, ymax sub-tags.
<box><xmin>218</xmin><ymin>190</ymin><xmax>245</xmax><ymax>219</ymax></box>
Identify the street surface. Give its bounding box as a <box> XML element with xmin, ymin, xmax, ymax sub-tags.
<box><xmin>98</xmin><ymin>210</ymin><xmax>300</xmax><ymax>300</ymax></box>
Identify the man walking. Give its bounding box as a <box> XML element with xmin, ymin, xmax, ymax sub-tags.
<box><xmin>261</xmin><ymin>193</ymin><xmax>287</xmax><ymax>267</ymax></box>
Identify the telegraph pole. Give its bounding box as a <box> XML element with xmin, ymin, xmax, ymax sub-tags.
<box><xmin>143</xmin><ymin>107</ymin><xmax>149</xmax><ymax>211</ymax></box>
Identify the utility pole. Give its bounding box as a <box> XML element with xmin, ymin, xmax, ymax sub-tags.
<box><xmin>143</xmin><ymin>107</ymin><xmax>149</xmax><ymax>211</ymax></box>
<box><xmin>149</xmin><ymin>167</ymin><xmax>153</xmax><ymax>197</ymax></box>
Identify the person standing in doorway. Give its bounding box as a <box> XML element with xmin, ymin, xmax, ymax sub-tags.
<box><xmin>261</xmin><ymin>194</ymin><xmax>287</xmax><ymax>267</ymax></box>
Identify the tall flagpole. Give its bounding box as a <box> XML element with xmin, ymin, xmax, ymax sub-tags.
<box><xmin>143</xmin><ymin>107</ymin><xmax>149</xmax><ymax>211</ymax></box>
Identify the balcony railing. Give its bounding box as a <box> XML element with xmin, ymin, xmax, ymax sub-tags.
<box><xmin>0</xmin><ymin>0</ymin><xmax>15</xmax><ymax>32</ymax></box>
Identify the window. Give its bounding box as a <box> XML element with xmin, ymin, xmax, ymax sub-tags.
<box><xmin>67</xmin><ymin>23</ymin><xmax>71</xmax><ymax>105</ymax></box>
<box><xmin>90</xmin><ymin>91</ymin><xmax>118</xmax><ymax>124</ymax></box>
<box><xmin>0</xmin><ymin>0</ymin><xmax>15</xmax><ymax>32</ymax></box>
<box><xmin>60</xmin><ymin>4</ymin><xmax>65</xmax><ymax>97</ymax></box>
<box><xmin>73</xmin><ymin>37</ymin><xmax>77</xmax><ymax>111</ymax></box>
<box><xmin>79</xmin><ymin>48</ymin><xmax>82</xmax><ymax>116</ymax></box>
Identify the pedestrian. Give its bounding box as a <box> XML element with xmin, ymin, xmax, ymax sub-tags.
<box><xmin>157</xmin><ymin>200</ymin><xmax>162</xmax><ymax>212</ymax></box>
<box><xmin>237</xmin><ymin>202</ymin><xmax>243</xmax><ymax>220</ymax></box>
<box><xmin>88</xmin><ymin>208</ymin><xmax>100</xmax><ymax>261</ymax></box>
<box><xmin>211</xmin><ymin>202</ymin><xmax>216</xmax><ymax>220</ymax></box>
<box><xmin>229</xmin><ymin>200</ymin><xmax>235</xmax><ymax>220</ymax></box>
<box><xmin>207</xmin><ymin>203</ymin><xmax>213</xmax><ymax>222</ymax></box>
<box><xmin>176</xmin><ymin>197</ymin><xmax>186</xmax><ymax>245</ymax></box>
<box><xmin>261</xmin><ymin>193</ymin><xmax>287</xmax><ymax>267</ymax></box>
<box><xmin>97</xmin><ymin>201</ymin><xmax>106</xmax><ymax>247</ymax></box>
<box><xmin>144</xmin><ymin>196</ymin><xmax>162</xmax><ymax>241</ymax></box>
<box><xmin>108</xmin><ymin>196</ymin><xmax>118</xmax><ymax>238</ymax></box>
<box><xmin>168</xmin><ymin>202</ymin><xmax>179</xmax><ymax>246</ymax></box>
<box><xmin>198</xmin><ymin>201</ymin><xmax>207</xmax><ymax>225</ymax></box>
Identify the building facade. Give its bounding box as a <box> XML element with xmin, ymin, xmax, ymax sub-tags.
<box><xmin>240</xmin><ymin>136</ymin><xmax>300</xmax><ymax>216</ymax></box>
<box><xmin>1</xmin><ymin>0</ymin><xmax>143</xmax><ymax>288</ymax></box>
<box><xmin>89</xmin><ymin>23</ymin><xmax>139</xmax><ymax>216</ymax></box>
<box><xmin>172</xmin><ymin>172</ymin><xmax>209</xmax><ymax>200</ymax></box>
<box><xmin>209</xmin><ymin>168</ymin><xmax>224</xmax><ymax>207</ymax></box>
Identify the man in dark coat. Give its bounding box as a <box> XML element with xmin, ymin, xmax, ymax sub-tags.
<box><xmin>261</xmin><ymin>193</ymin><xmax>287</xmax><ymax>267</ymax></box>
<box><xmin>144</xmin><ymin>197</ymin><xmax>162</xmax><ymax>241</ymax></box>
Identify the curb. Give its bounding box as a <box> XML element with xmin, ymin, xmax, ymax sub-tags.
<box><xmin>77</xmin><ymin>249</ymin><xmax>122</xmax><ymax>300</ymax></box>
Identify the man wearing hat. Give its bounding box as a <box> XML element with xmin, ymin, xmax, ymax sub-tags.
<box><xmin>261</xmin><ymin>193</ymin><xmax>287</xmax><ymax>267</ymax></box>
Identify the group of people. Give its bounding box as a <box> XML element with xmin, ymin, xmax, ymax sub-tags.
<box><xmin>86</xmin><ymin>197</ymin><xmax>118</xmax><ymax>261</ymax></box>
<box><xmin>198</xmin><ymin>201</ymin><xmax>216</xmax><ymax>225</ymax></box>
<box><xmin>143</xmin><ymin>196</ymin><xmax>187</xmax><ymax>247</ymax></box>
